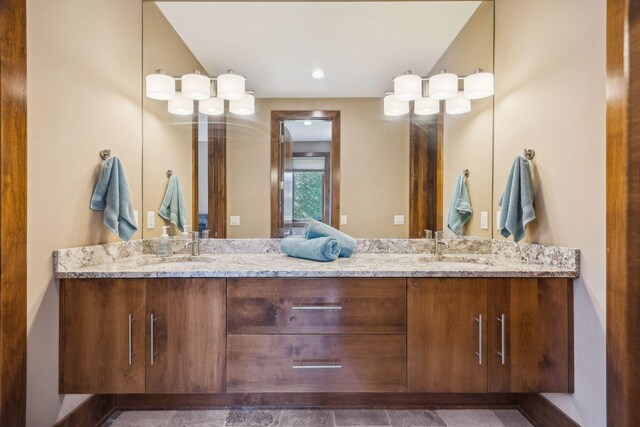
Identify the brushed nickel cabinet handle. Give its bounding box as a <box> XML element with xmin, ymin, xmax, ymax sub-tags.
<box><xmin>127</xmin><ymin>314</ymin><xmax>136</xmax><ymax>365</ymax></box>
<box><xmin>292</xmin><ymin>359</ymin><xmax>342</xmax><ymax>369</ymax></box>
<box><xmin>292</xmin><ymin>303</ymin><xmax>342</xmax><ymax>310</ymax></box>
<box><xmin>150</xmin><ymin>314</ymin><xmax>158</xmax><ymax>365</ymax></box>
<box><xmin>475</xmin><ymin>314</ymin><xmax>482</xmax><ymax>365</ymax></box>
<box><xmin>497</xmin><ymin>314</ymin><xmax>506</xmax><ymax>365</ymax></box>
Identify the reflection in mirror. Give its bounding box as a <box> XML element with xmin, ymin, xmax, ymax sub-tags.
<box><xmin>142</xmin><ymin>1</ymin><xmax>494</xmax><ymax>239</ymax></box>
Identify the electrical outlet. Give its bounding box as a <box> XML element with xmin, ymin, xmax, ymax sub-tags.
<box><xmin>394</xmin><ymin>215</ymin><xmax>405</xmax><ymax>225</ymax></box>
<box><xmin>147</xmin><ymin>211</ymin><xmax>155</xmax><ymax>229</ymax></box>
<box><xmin>133</xmin><ymin>210</ymin><xmax>139</xmax><ymax>227</ymax></box>
<box><xmin>496</xmin><ymin>211</ymin><xmax>502</xmax><ymax>230</ymax></box>
<box><xmin>480</xmin><ymin>211</ymin><xmax>488</xmax><ymax>230</ymax></box>
<box><xmin>230</xmin><ymin>216</ymin><xmax>240</xmax><ymax>226</ymax></box>
<box><xmin>340</xmin><ymin>215</ymin><xmax>348</xmax><ymax>225</ymax></box>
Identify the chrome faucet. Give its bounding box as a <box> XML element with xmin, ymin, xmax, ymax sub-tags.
<box><xmin>186</xmin><ymin>231</ymin><xmax>200</xmax><ymax>256</ymax></box>
<box><xmin>434</xmin><ymin>231</ymin><xmax>448</xmax><ymax>256</ymax></box>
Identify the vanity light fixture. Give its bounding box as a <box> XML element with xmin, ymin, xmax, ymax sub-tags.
<box><xmin>393</xmin><ymin>71</ymin><xmax>422</xmax><ymax>101</ymax></box>
<box><xmin>446</xmin><ymin>92</ymin><xmax>471</xmax><ymax>115</ymax></box>
<box><xmin>229</xmin><ymin>93</ymin><xmax>255</xmax><ymax>115</ymax></box>
<box><xmin>145</xmin><ymin>68</ymin><xmax>255</xmax><ymax>116</ymax></box>
<box><xmin>146</xmin><ymin>70</ymin><xmax>175</xmax><ymax>100</ymax></box>
<box><xmin>384</xmin><ymin>93</ymin><xmax>410</xmax><ymax>116</ymax></box>
<box><xmin>167</xmin><ymin>93</ymin><xmax>194</xmax><ymax>116</ymax></box>
<box><xmin>383</xmin><ymin>68</ymin><xmax>494</xmax><ymax>117</ymax></box>
<box><xmin>312</xmin><ymin>69</ymin><xmax>325</xmax><ymax>79</ymax></box>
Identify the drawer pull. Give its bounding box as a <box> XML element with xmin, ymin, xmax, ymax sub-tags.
<box><xmin>292</xmin><ymin>304</ymin><xmax>342</xmax><ymax>310</ymax></box>
<box><xmin>497</xmin><ymin>314</ymin><xmax>506</xmax><ymax>365</ymax></box>
<box><xmin>292</xmin><ymin>359</ymin><xmax>342</xmax><ymax>369</ymax></box>
<box><xmin>127</xmin><ymin>314</ymin><xmax>135</xmax><ymax>365</ymax></box>
<box><xmin>475</xmin><ymin>314</ymin><xmax>482</xmax><ymax>365</ymax></box>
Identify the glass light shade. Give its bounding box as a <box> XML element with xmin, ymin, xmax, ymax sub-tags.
<box><xmin>393</xmin><ymin>74</ymin><xmax>422</xmax><ymax>101</ymax></box>
<box><xmin>445</xmin><ymin>92</ymin><xmax>471</xmax><ymax>115</ymax></box>
<box><xmin>429</xmin><ymin>72</ymin><xmax>459</xmax><ymax>100</ymax></box>
<box><xmin>384</xmin><ymin>94</ymin><xmax>409</xmax><ymax>116</ymax></box>
<box><xmin>229</xmin><ymin>94</ymin><xmax>254</xmax><ymax>115</ymax></box>
<box><xmin>145</xmin><ymin>72</ymin><xmax>175</xmax><ymax>100</ymax></box>
<box><xmin>464</xmin><ymin>72</ymin><xmax>494</xmax><ymax>99</ymax></box>
<box><xmin>199</xmin><ymin>97</ymin><xmax>224</xmax><ymax>115</ymax></box>
<box><xmin>217</xmin><ymin>73</ymin><xmax>246</xmax><ymax>101</ymax></box>
<box><xmin>414</xmin><ymin>97</ymin><xmax>440</xmax><ymax>115</ymax></box>
<box><xmin>168</xmin><ymin>93</ymin><xmax>194</xmax><ymax>115</ymax></box>
<box><xmin>181</xmin><ymin>72</ymin><xmax>211</xmax><ymax>100</ymax></box>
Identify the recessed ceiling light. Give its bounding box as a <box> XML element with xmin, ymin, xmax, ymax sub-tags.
<box><xmin>303</xmin><ymin>121</ymin><xmax>312</xmax><ymax>126</ymax></box>
<box><xmin>312</xmin><ymin>70</ymin><xmax>325</xmax><ymax>79</ymax></box>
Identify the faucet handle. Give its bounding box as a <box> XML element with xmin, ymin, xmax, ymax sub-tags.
<box><xmin>201</xmin><ymin>230</ymin><xmax>210</xmax><ymax>239</ymax></box>
<box><xmin>435</xmin><ymin>231</ymin><xmax>445</xmax><ymax>240</ymax></box>
<box><xmin>192</xmin><ymin>231</ymin><xmax>200</xmax><ymax>240</ymax></box>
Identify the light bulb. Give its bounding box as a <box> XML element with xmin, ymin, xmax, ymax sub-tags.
<box><xmin>414</xmin><ymin>97</ymin><xmax>440</xmax><ymax>115</ymax></box>
<box><xmin>181</xmin><ymin>71</ymin><xmax>210</xmax><ymax>100</ymax></box>
<box><xmin>217</xmin><ymin>72</ymin><xmax>246</xmax><ymax>101</ymax></box>
<box><xmin>393</xmin><ymin>73</ymin><xmax>422</xmax><ymax>101</ymax></box>
<box><xmin>464</xmin><ymin>71</ymin><xmax>494</xmax><ymax>99</ymax></box>
<box><xmin>199</xmin><ymin>97</ymin><xmax>224</xmax><ymax>116</ymax></box>
<box><xmin>384</xmin><ymin>94</ymin><xmax>409</xmax><ymax>116</ymax></box>
<box><xmin>146</xmin><ymin>71</ymin><xmax>175</xmax><ymax>100</ymax></box>
<box><xmin>229</xmin><ymin>93</ymin><xmax>254</xmax><ymax>115</ymax></box>
<box><xmin>429</xmin><ymin>72</ymin><xmax>459</xmax><ymax>100</ymax></box>
<box><xmin>168</xmin><ymin>93</ymin><xmax>193</xmax><ymax>115</ymax></box>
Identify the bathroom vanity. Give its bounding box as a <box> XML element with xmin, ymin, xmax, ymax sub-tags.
<box><xmin>55</xmin><ymin>239</ymin><xmax>578</xmax><ymax>401</ymax></box>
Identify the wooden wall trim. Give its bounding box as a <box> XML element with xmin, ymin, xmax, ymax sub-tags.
<box><xmin>606</xmin><ymin>0</ymin><xmax>640</xmax><ymax>426</ymax></box>
<box><xmin>0</xmin><ymin>0</ymin><xmax>28</xmax><ymax>425</ymax></box>
<box><xmin>53</xmin><ymin>395</ymin><xmax>116</xmax><ymax>427</ymax></box>
<box><xmin>517</xmin><ymin>394</ymin><xmax>579</xmax><ymax>427</ymax></box>
<box><xmin>115</xmin><ymin>392</ymin><xmax>520</xmax><ymax>410</ymax></box>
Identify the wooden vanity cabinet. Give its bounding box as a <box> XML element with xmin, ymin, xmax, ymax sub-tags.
<box><xmin>59</xmin><ymin>278</ymin><xmax>226</xmax><ymax>394</ymax></box>
<box><xmin>60</xmin><ymin>279</ymin><xmax>146</xmax><ymax>394</ymax></box>
<box><xmin>407</xmin><ymin>278</ymin><xmax>573</xmax><ymax>393</ymax></box>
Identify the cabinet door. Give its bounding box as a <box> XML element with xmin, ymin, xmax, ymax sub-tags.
<box><xmin>146</xmin><ymin>279</ymin><xmax>226</xmax><ymax>393</ymax></box>
<box><xmin>59</xmin><ymin>279</ymin><xmax>146</xmax><ymax>394</ymax></box>
<box><xmin>408</xmin><ymin>278</ymin><xmax>487</xmax><ymax>392</ymax></box>
<box><xmin>488</xmin><ymin>278</ymin><xmax>573</xmax><ymax>392</ymax></box>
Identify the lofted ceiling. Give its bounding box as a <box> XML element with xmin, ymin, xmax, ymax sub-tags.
<box><xmin>156</xmin><ymin>1</ymin><xmax>482</xmax><ymax>98</ymax></box>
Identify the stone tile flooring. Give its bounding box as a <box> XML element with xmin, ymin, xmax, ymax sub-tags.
<box><xmin>103</xmin><ymin>408</ymin><xmax>533</xmax><ymax>427</ymax></box>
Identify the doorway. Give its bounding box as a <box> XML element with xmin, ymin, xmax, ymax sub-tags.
<box><xmin>270</xmin><ymin>111</ymin><xmax>340</xmax><ymax>238</ymax></box>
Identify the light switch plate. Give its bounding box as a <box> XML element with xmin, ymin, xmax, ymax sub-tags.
<box><xmin>340</xmin><ymin>215</ymin><xmax>348</xmax><ymax>225</ymax></box>
<box><xmin>230</xmin><ymin>215</ymin><xmax>240</xmax><ymax>226</ymax></box>
<box><xmin>147</xmin><ymin>211</ymin><xmax>155</xmax><ymax>229</ymax></box>
<box><xmin>394</xmin><ymin>215</ymin><xmax>405</xmax><ymax>225</ymax></box>
<box><xmin>496</xmin><ymin>211</ymin><xmax>502</xmax><ymax>230</ymax></box>
<box><xmin>480</xmin><ymin>211</ymin><xmax>488</xmax><ymax>230</ymax></box>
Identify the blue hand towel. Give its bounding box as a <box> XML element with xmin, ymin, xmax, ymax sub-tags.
<box><xmin>499</xmin><ymin>156</ymin><xmax>536</xmax><ymax>242</ymax></box>
<box><xmin>280</xmin><ymin>236</ymin><xmax>342</xmax><ymax>262</ymax></box>
<box><xmin>447</xmin><ymin>174</ymin><xmax>473</xmax><ymax>235</ymax></box>
<box><xmin>90</xmin><ymin>157</ymin><xmax>138</xmax><ymax>241</ymax></box>
<box><xmin>158</xmin><ymin>175</ymin><xmax>187</xmax><ymax>232</ymax></box>
<box><xmin>304</xmin><ymin>219</ymin><xmax>356</xmax><ymax>258</ymax></box>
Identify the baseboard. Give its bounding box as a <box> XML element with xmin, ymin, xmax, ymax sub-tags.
<box><xmin>54</xmin><ymin>395</ymin><xmax>116</xmax><ymax>427</ymax></box>
<box><xmin>114</xmin><ymin>392</ymin><xmax>521</xmax><ymax>410</ymax></box>
<box><xmin>518</xmin><ymin>394</ymin><xmax>580</xmax><ymax>427</ymax></box>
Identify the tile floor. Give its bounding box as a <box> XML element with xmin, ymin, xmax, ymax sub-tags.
<box><xmin>102</xmin><ymin>408</ymin><xmax>534</xmax><ymax>427</ymax></box>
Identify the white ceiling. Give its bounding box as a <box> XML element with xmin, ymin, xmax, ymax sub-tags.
<box><xmin>285</xmin><ymin>120</ymin><xmax>332</xmax><ymax>141</ymax></box>
<box><xmin>156</xmin><ymin>1</ymin><xmax>482</xmax><ymax>98</ymax></box>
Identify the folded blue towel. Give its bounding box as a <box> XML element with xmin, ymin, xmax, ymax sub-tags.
<box><xmin>499</xmin><ymin>156</ymin><xmax>536</xmax><ymax>242</ymax></box>
<box><xmin>280</xmin><ymin>236</ymin><xmax>342</xmax><ymax>262</ymax></box>
<box><xmin>158</xmin><ymin>175</ymin><xmax>187</xmax><ymax>232</ymax></box>
<box><xmin>90</xmin><ymin>157</ymin><xmax>138</xmax><ymax>241</ymax></box>
<box><xmin>304</xmin><ymin>219</ymin><xmax>356</xmax><ymax>258</ymax></box>
<box><xmin>447</xmin><ymin>174</ymin><xmax>473</xmax><ymax>235</ymax></box>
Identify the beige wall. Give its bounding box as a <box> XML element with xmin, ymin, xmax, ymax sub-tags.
<box><xmin>494</xmin><ymin>0</ymin><xmax>606</xmax><ymax>425</ymax></box>
<box><xmin>430</xmin><ymin>1</ymin><xmax>494</xmax><ymax>238</ymax></box>
<box><xmin>226</xmin><ymin>98</ymin><xmax>410</xmax><ymax>238</ymax></box>
<box><xmin>26</xmin><ymin>0</ymin><xmax>142</xmax><ymax>426</ymax></box>
<box><xmin>143</xmin><ymin>3</ymin><xmax>204</xmax><ymax>238</ymax></box>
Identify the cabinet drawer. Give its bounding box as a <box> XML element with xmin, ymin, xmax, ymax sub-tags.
<box><xmin>227</xmin><ymin>334</ymin><xmax>407</xmax><ymax>392</ymax></box>
<box><xmin>227</xmin><ymin>278</ymin><xmax>406</xmax><ymax>334</ymax></box>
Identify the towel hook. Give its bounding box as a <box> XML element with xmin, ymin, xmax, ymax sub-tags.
<box><xmin>166</xmin><ymin>170</ymin><xmax>173</xmax><ymax>178</ymax></box>
<box><xmin>463</xmin><ymin>169</ymin><xmax>470</xmax><ymax>178</ymax></box>
<box><xmin>524</xmin><ymin>149</ymin><xmax>535</xmax><ymax>160</ymax></box>
<box><xmin>99</xmin><ymin>149</ymin><xmax>111</xmax><ymax>160</ymax></box>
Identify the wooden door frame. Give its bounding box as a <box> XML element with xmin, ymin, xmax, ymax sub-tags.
<box><xmin>606</xmin><ymin>0</ymin><xmax>640</xmax><ymax>425</ymax></box>
<box><xmin>0</xmin><ymin>0</ymin><xmax>27</xmax><ymax>425</ymax></box>
<box><xmin>192</xmin><ymin>115</ymin><xmax>227</xmax><ymax>238</ymax></box>
<box><xmin>270</xmin><ymin>111</ymin><xmax>340</xmax><ymax>237</ymax></box>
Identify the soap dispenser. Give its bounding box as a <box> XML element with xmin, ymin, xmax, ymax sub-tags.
<box><xmin>181</xmin><ymin>225</ymin><xmax>191</xmax><ymax>239</ymax></box>
<box><xmin>157</xmin><ymin>226</ymin><xmax>173</xmax><ymax>257</ymax></box>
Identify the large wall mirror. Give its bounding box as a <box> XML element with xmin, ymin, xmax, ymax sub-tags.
<box><xmin>142</xmin><ymin>1</ymin><xmax>494</xmax><ymax>239</ymax></box>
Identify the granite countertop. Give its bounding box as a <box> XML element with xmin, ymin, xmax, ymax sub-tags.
<box><xmin>53</xmin><ymin>251</ymin><xmax>579</xmax><ymax>279</ymax></box>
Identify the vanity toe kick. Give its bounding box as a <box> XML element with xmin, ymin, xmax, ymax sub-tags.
<box><xmin>226</xmin><ymin>334</ymin><xmax>407</xmax><ymax>393</ymax></box>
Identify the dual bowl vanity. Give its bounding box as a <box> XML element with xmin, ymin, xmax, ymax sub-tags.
<box><xmin>55</xmin><ymin>238</ymin><xmax>578</xmax><ymax>404</ymax></box>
